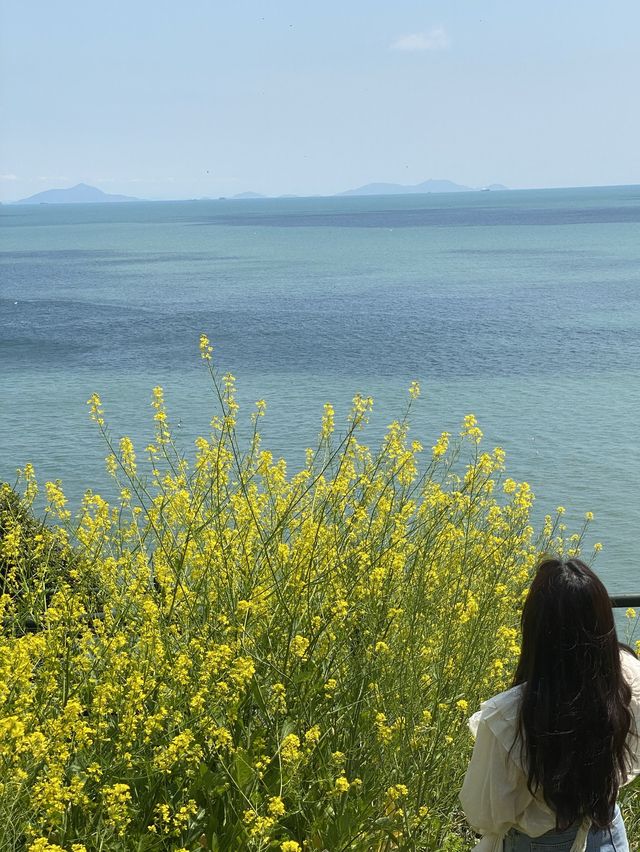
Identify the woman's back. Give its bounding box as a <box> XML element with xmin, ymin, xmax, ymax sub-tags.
<box><xmin>460</xmin><ymin>557</ymin><xmax>640</xmax><ymax>852</ymax></box>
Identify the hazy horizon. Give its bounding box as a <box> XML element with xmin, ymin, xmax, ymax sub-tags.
<box><xmin>8</xmin><ymin>178</ymin><xmax>640</xmax><ymax>206</ymax></box>
<box><xmin>2</xmin><ymin>1</ymin><xmax>639</xmax><ymax>203</ymax></box>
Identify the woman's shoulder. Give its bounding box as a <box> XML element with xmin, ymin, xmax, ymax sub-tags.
<box><xmin>620</xmin><ymin>645</ymin><xmax>640</xmax><ymax>723</ymax></box>
<box><xmin>618</xmin><ymin>645</ymin><xmax>640</xmax><ymax>783</ymax></box>
<box><xmin>469</xmin><ymin>683</ymin><xmax>523</xmax><ymax>740</ymax></box>
<box><xmin>481</xmin><ymin>682</ymin><xmax>524</xmax><ymax>718</ymax></box>
<box><xmin>620</xmin><ymin>644</ymin><xmax>640</xmax><ymax>688</ymax></box>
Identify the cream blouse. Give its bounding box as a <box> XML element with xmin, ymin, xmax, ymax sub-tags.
<box><xmin>459</xmin><ymin>648</ymin><xmax>640</xmax><ymax>852</ymax></box>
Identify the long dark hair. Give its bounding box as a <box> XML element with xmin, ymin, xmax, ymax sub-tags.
<box><xmin>513</xmin><ymin>556</ymin><xmax>633</xmax><ymax>829</ymax></box>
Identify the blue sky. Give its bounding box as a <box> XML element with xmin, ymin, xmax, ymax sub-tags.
<box><xmin>1</xmin><ymin>0</ymin><xmax>639</xmax><ymax>200</ymax></box>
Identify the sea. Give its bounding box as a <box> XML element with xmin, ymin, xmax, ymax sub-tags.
<box><xmin>1</xmin><ymin>186</ymin><xmax>640</xmax><ymax>608</ymax></box>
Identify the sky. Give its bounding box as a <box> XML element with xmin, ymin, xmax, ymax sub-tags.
<box><xmin>1</xmin><ymin>0</ymin><xmax>639</xmax><ymax>201</ymax></box>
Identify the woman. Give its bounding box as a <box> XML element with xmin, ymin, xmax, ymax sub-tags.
<box><xmin>460</xmin><ymin>556</ymin><xmax>640</xmax><ymax>852</ymax></box>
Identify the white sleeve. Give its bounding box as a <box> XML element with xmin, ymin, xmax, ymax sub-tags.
<box><xmin>459</xmin><ymin>711</ymin><xmax>532</xmax><ymax>837</ymax></box>
<box><xmin>620</xmin><ymin>648</ymin><xmax>640</xmax><ymax>784</ymax></box>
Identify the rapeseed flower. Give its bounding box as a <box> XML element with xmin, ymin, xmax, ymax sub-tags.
<box><xmin>0</xmin><ymin>343</ymin><xmax>586</xmax><ymax>849</ymax></box>
<box><xmin>199</xmin><ymin>333</ymin><xmax>213</xmax><ymax>360</ymax></box>
<box><xmin>334</xmin><ymin>775</ymin><xmax>350</xmax><ymax>793</ymax></box>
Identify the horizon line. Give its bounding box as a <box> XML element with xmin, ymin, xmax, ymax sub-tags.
<box><xmin>5</xmin><ymin>179</ymin><xmax>640</xmax><ymax>205</ymax></box>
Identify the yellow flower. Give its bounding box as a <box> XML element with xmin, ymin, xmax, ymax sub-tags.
<box><xmin>269</xmin><ymin>682</ymin><xmax>287</xmax><ymax>714</ymax></box>
<box><xmin>461</xmin><ymin>413</ymin><xmax>483</xmax><ymax>443</ymax></box>
<box><xmin>28</xmin><ymin>842</ymin><xmax>67</xmax><ymax>852</ymax></box>
<box><xmin>321</xmin><ymin>402</ymin><xmax>335</xmax><ymax>438</ymax></box>
<box><xmin>291</xmin><ymin>634</ymin><xmax>309</xmax><ymax>659</ymax></box>
<box><xmin>333</xmin><ymin>598</ymin><xmax>349</xmax><ymax>618</ymax></box>
<box><xmin>375</xmin><ymin>712</ymin><xmax>393</xmax><ymax>743</ymax></box>
<box><xmin>493</xmin><ymin>446</ymin><xmax>506</xmax><ymax>468</ymax></box>
<box><xmin>334</xmin><ymin>775</ymin><xmax>350</xmax><ymax>793</ymax></box>
<box><xmin>87</xmin><ymin>392</ymin><xmax>105</xmax><ymax>426</ymax></box>
<box><xmin>324</xmin><ymin>678</ymin><xmax>337</xmax><ymax>697</ymax></box>
<box><xmin>281</xmin><ymin>843</ymin><xmax>302</xmax><ymax>852</ymax></box>
<box><xmin>409</xmin><ymin>380</ymin><xmax>421</xmax><ymax>400</ymax></box>
<box><xmin>432</xmin><ymin>431</ymin><xmax>450</xmax><ymax>459</ymax></box>
<box><xmin>209</xmin><ymin>726</ymin><xmax>234</xmax><ymax>751</ymax></box>
<box><xmin>102</xmin><ymin>782</ymin><xmax>133</xmax><ymax>836</ymax></box>
<box><xmin>44</xmin><ymin>480</ymin><xmax>70</xmax><ymax>520</ymax></box>
<box><xmin>153</xmin><ymin>729</ymin><xmax>203</xmax><ymax>774</ymax></box>
<box><xmin>386</xmin><ymin>784</ymin><xmax>409</xmax><ymax>801</ymax></box>
<box><xmin>247</xmin><ymin>814</ymin><xmax>275</xmax><ymax>839</ymax></box>
<box><xmin>199</xmin><ymin>333</ymin><xmax>213</xmax><ymax>360</ymax></box>
<box><xmin>151</xmin><ymin>385</ymin><xmax>170</xmax><ymax>443</ymax></box>
<box><xmin>172</xmin><ymin>799</ymin><xmax>198</xmax><ymax>834</ymax></box>
<box><xmin>280</xmin><ymin>733</ymin><xmax>302</xmax><ymax>763</ymax></box>
<box><xmin>304</xmin><ymin>725</ymin><xmax>321</xmax><ymax>747</ymax></box>
<box><xmin>236</xmin><ymin>598</ymin><xmax>252</xmax><ymax>615</ymax></box>
<box><xmin>268</xmin><ymin>795</ymin><xmax>286</xmax><ymax>817</ymax></box>
<box><xmin>119</xmin><ymin>436</ymin><xmax>137</xmax><ymax>475</ymax></box>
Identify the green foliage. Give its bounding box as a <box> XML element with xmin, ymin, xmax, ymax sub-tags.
<box><xmin>0</xmin><ymin>479</ymin><xmax>78</xmax><ymax>635</ymax></box>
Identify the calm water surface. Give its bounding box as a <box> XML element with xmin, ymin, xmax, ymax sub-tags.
<box><xmin>1</xmin><ymin>187</ymin><xmax>639</xmax><ymax>598</ymax></box>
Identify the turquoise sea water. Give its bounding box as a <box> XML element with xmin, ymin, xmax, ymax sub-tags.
<box><xmin>1</xmin><ymin>186</ymin><xmax>640</xmax><ymax>598</ymax></box>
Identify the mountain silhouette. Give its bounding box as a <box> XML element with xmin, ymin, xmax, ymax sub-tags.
<box><xmin>14</xmin><ymin>183</ymin><xmax>139</xmax><ymax>204</ymax></box>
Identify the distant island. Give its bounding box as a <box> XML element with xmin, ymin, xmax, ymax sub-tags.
<box><xmin>337</xmin><ymin>179</ymin><xmax>509</xmax><ymax>196</ymax></box>
<box><xmin>231</xmin><ymin>179</ymin><xmax>509</xmax><ymax>198</ymax></box>
<box><xmin>232</xmin><ymin>191</ymin><xmax>267</xmax><ymax>199</ymax></box>
<box><xmin>14</xmin><ymin>183</ymin><xmax>139</xmax><ymax>204</ymax></box>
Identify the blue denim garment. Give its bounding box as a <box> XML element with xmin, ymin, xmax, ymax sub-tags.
<box><xmin>503</xmin><ymin>804</ymin><xmax>628</xmax><ymax>852</ymax></box>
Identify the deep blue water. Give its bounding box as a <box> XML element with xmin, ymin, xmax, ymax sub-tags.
<box><xmin>1</xmin><ymin>186</ymin><xmax>640</xmax><ymax>601</ymax></box>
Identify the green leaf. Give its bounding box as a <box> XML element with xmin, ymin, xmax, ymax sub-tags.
<box><xmin>231</xmin><ymin>747</ymin><xmax>254</xmax><ymax>790</ymax></box>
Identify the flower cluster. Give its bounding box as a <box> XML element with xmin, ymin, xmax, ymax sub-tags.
<box><xmin>0</xmin><ymin>343</ymin><xmax>594</xmax><ymax>850</ymax></box>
